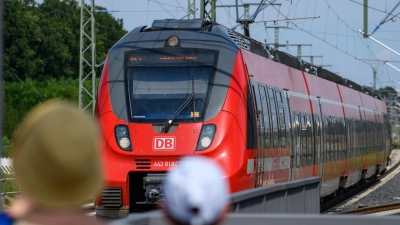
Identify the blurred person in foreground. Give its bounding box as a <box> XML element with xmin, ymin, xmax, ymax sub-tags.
<box><xmin>0</xmin><ymin>100</ymin><xmax>105</xmax><ymax>225</ymax></box>
<box><xmin>161</xmin><ymin>156</ymin><xmax>231</xmax><ymax>225</ymax></box>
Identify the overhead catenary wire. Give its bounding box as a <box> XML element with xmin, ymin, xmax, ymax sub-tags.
<box><xmin>370</xmin><ymin>0</ymin><xmax>400</xmax><ymax>36</ymax></box>
<box><xmin>266</xmin><ymin>0</ymin><xmax>378</xmax><ymax>68</ymax></box>
<box><xmin>348</xmin><ymin>0</ymin><xmax>400</xmax><ymax>20</ymax></box>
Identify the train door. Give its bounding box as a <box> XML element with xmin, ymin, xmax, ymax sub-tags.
<box><xmin>252</xmin><ymin>82</ymin><xmax>268</xmax><ymax>187</ymax></box>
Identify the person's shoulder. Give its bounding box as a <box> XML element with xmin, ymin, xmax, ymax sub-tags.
<box><xmin>0</xmin><ymin>211</ymin><xmax>14</xmax><ymax>225</ymax></box>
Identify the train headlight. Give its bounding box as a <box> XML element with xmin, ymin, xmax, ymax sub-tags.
<box><xmin>196</xmin><ymin>124</ymin><xmax>216</xmax><ymax>151</ymax></box>
<box><xmin>165</xmin><ymin>35</ymin><xmax>180</xmax><ymax>47</ymax></box>
<box><xmin>119</xmin><ymin>137</ymin><xmax>131</xmax><ymax>149</ymax></box>
<box><xmin>115</xmin><ymin>125</ymin><xmax>132</xmax><ymax>151</ymax></box>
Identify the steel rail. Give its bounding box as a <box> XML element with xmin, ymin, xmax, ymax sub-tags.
<box><xmin>337</xmin><ymin>202</ymin><xmax>400</xmax><ymax>215</ymax></box>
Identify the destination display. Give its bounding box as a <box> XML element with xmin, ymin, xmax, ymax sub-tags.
<box><xmin>126</xmin><ymin>49</ymin><xmax>217</xmax><ymax>66</ymax></box>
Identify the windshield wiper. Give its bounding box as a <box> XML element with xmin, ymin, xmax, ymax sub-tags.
<box><xmin>161</xmin><ymin>93</ymin><xmax>195</xmax><ymax>133</ymax></box>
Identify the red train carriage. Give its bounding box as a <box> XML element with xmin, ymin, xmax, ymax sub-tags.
<box><xmin>94</xmin><ymin>19</ymin><xmax>391</xmax><ymax>217</ymax></box>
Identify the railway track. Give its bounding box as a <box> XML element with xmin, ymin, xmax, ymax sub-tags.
<box><xmin>336</xmin><ymin>202</ymin><xmax>400</xmax><ymax>215</ymax></box>
<box><xmin>321</xmin><ymin>161</ymin><xmax>400</xmax><ymax>213</ymax></box>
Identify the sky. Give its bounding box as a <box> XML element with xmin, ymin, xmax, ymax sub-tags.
<box><xmin>92</xmin><ymin>0</ymin><xmax>400</xmax><ymax>92</ymax></box>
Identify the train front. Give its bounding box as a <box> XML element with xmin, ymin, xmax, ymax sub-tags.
<box><xmin>95</xmin><ymin>19</ymin><xmax>251</xmax><ymax>217</ymax></box>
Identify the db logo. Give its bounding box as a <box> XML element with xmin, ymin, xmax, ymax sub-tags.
<box><xmin>153</xmin><ymin>137</ymin><xmax>176</xmax><ymax>151</ymax></box>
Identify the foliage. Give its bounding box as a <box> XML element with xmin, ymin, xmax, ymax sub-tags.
<box><xmin>4</xmin><ymin>0</ymin><xmax>127</xmax><ymax>81</ymax></box>
<box><xmin>1</xmin><ymin>136</ymin><xmax>12</xmax><ymax>158</ymax></box>
<box><xmin>3</xmin><ymin>0</ymin><xmax>127</xmax><ymax>156</ymax></box>
<box><xmin>377</xmin><ymin>86</ymin><xmax>397</xmax><ymax>100</ymax></box>
<box><xmin>4</xmin><ymin>78</ymin><xmax>79</xmax><ymax>144</ymax></box>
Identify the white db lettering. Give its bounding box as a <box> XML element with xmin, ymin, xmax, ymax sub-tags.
<box><xmin>153</xmin><ymin>137</ymin><xmax>175</xmax><ymax>150</ymax></box>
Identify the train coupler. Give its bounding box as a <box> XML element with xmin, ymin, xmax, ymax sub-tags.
<box><xmin>137</xmin><ymin>173</ymin><xmax>166</xmax><ymax>204</ymax></box>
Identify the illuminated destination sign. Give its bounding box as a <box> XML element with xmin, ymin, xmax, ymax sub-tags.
<box><xmin>126</xmin><ymin>49</ymin><xmax>217</xmax><ymax>66</ymax></box>
<box><xmin>159</xmin><ymin>56</ymin><xmax>197</xmax><ymax>60</ymax></box>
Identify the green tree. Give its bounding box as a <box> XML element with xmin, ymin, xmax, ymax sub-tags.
<box><xmin>4</xmin><ymin>0</ymin><xmax>127</xmax><ymax>81</ymax></box>
<box><xmin>4</xmin><ymin>0</ymin><xmax>45</xmax><ymax>81</ymax></box>
<box><xmin>4</xmin><ymin>78</ymin><xmax>79</xmax><ymax>140</ymax></box>
<box><xmin>377</xmin><ymin>86</ymin><xmax>396</xmax><ymax>99</ymax></box>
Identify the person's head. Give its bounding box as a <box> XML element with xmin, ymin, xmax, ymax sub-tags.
<box><xmin>11</xmin><ymin>100</ymin><xmax>103</xmax><ymax>209</ymax></box>
<box><xmin>162</xmin><ymin>155</ymin><xmax>230</xmax><ymax>225</ymax></box>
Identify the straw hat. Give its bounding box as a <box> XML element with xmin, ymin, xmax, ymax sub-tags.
<box><xmin>163</xmin><ymin>156</ymin><xmax>230</xmax><ymax>225</ymax></box>
<box><xmin>12</xmin><ymin>100</ymin><xmax>103</xmax><ymax>208</ymax></box>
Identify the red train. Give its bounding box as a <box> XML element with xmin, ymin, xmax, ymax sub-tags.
<box><xmin>94</xmin><ymin>19</ymin><xmax>391</xmax><ymax>217</ymax></box>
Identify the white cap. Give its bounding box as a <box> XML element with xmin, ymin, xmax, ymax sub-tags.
<box><xmin>163</xmin><ymin>156</ymin><xmax>230</xmax><ymax>225</ymax></box>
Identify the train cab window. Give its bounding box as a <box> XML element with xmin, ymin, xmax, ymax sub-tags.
<box><xmin>125</xmin><ymin>48</ymin><xmax>217</xmax><ymax>123</ymax></box>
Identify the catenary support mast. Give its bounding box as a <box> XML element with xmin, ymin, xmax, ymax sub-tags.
<box><xmin>79</xmin><ymin>0</ymin><xmax>96</xmax><ymax>113</ymax></box>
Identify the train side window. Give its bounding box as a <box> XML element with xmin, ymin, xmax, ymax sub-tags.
<box><xmin>301</xmin><ymin>115</ymin><xmax>307</xmax><ymax>167</ymax></box>
<box><xmin>346</xmin><ymin>119</ymin><xmax>351</xmax><ymax>158</ymax></box>
<box><xmin>279</xmin><ymin>107</ymin><xmax>287</xmax><ymax>147</ymax></box>
<box><xmin>370</xmin><ymin>122</ymin><xmax>374</xmax><ymax>153</ymax></box>
<box><xmin>336</xmin><ymin>117</ymin><xmax>341</xmax><ymax>160</ymax></box>
<box><xmin>329</xmin><ymin>117</ymin><xmax>334</xmax><ymax>162</ymax></box>
<box><xmin>354</xmin><ymin>119</ymin><xmax>357</xmax><ymax>157</ymax></box>
<box><xmin>333</xmin><ymin>117</ymin><xmax>336</xmax><ymax>160</ymax></box>
<box><xmin>339</xmin><ymin>117</ymin><xmax>343</xmax><ymax>159</ymax></box>
<box><xmin>276</xmin><ymin>91</ymin><xmax>283</xmax><ymax>104</ymax></box>
<box><xmin>356</xmin><ymin>120</ymin><xmax>362</xmax><ymax>156</ymax></box>
<box><xmin>366</xmin><ymin>122</ymin><xmax>369</xmax><ymax>154</ymax></box>
<box><xmin>246</xmin><ymin>84</ymin><xmax>257</xmax><ymax>150</ymax></box>
<box><xmin>324</xmin><ymin>117</ymin><xmax>330</xmax><ymax>162</ymax></box>
<box><xmin>260</xmin><ymin>86</ymin><xmax>272</xmax><ymax>148</ymax></box>
<box><xmin>315</xmin><ymin>116</ymin><xmax>321</xmax><ymax>164</ymax></box>
<box><xmin>306</xmin><ymin>115</ymin><xmax>313</xmax><ymax>165</ymax></box>
<box><xmin>293</xmin><ymin>114</ymin><xmax>301</xmax><ymax>168</ymax></box>
<box><xmin>252</xmin><ymin>85</ymin><xmax>261</xmax><ymax>119</ymax></box>
<box><xmin>336</xmin><ymin>118</ymin><xmax>340</xmax><ymax>160</ymax></box>
<box><xmin>340</xmin><ymin>118</ymin><xmax>346</xmax><ymax>160</ymax></box>
<box><xmin>362</xmin><ymin>121</ymin><xmax>367</xmax><ymax>154</ymax></box>
<box><xmin>267</xmin><ymin>88</ymin><xmax>278</xmax><ymax>148</ymax></box>
<box><xmin>351</xmin><ymin>120</ymin><xmax>356</xmax><ymax>157</ymax></box>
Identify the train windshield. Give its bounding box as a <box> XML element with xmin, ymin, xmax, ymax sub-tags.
<box><xmin>126</xmin><ymin>48</ymin><xmax>218</xmax><ymax>123</ymax></box>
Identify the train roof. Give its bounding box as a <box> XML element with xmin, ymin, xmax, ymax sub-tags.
<box><xmin>141</xmin><ymin>19</ymin><xmax>382</xmax><ymax>100</ymax></box>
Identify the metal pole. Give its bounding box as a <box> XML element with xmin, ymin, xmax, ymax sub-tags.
<box><xmin>363</xmin><ymin>0</ymin><xmax>368</xmax><ymax>37</ymax></box>
<box><xmin>200</xmin><ymin>0</ymin><xmax>216</xmax><ymax>22</ymax></box>
<box><xmin>297</xmin><ymin>45</ymin><xmax>301</xmax><ymax>58</ymax></box>
<box><xmin>188</xmin><ymin>0</ymin><xmax>196</xmax><ymax>19</ymax></box>
<box><xmin>91</xmin><ymin>0</ymin><xmax>96</xmax><ymax>112</ymax></box>
<box><xmin>373</xmin><ymin>68</ymin><xmax>376</xmax><ymax>91</ymax></box>
<box><xmin>79</xmin><ymin>0</ymin><xmax>96</xmax><ymax>113</ymax></box>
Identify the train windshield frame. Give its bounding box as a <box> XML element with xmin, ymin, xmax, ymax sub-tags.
<box><xmin>125</xmin><ymin>48</ymin><xmax>218</xmax><ymax>123</ymax></box>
